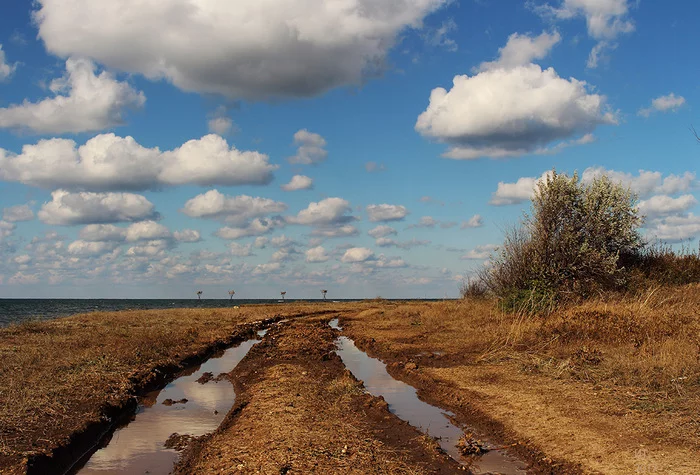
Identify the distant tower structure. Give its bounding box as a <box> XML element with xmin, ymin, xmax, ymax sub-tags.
<box><xmin>196</xmin><ymin>290</ymin><xmax>203</xmax><ymax>300</ymax></box>
<box><xmin>229</xmin><ymin>290</ymin><xmax>235</xmax><ymax>300</ymax></box>
<box><xmin>321</xmin><ymin>289</ymin><xmax>328</xmax><ymax>300</ymax></box>
<box><xmin>280</xmin><ymin>291</ymin><xmax>287</xmax><ymax>302</ymax></box>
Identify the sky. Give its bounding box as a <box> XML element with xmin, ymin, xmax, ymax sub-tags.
<box><xmin>0</xmin><ymin>0</ymin><xmax>698</xmax><ymax>299</ymax></box>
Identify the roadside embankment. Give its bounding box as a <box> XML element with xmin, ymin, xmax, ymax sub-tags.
<box><xmin>0</xmin><ymin>304</ymin><xmax>347</xmax><ymax>474</ymax></box>
<box><xmin>340</xmin><ymin>286</ymin><xmax>700</xmax><ymax>474</ymax></box>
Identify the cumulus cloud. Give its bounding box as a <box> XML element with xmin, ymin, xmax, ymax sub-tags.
<box><xmin>416</xmin><ymin>33</ymin><xmax>615</xmax><ymax>159</ymax></box>
<box><xmin>461</xmin><ymin>244</ymin><xmax>499</xmax><ymax>260</ymax></box>
<box><xmin>0</xmin><ymin>44</ymin><xmax>17</xmax><ymax>81</ymax></box>
<box><xmin>368</xmin><ymin>225</ymin><xmax>397</xmax><ymax>238</ymax></box>
<box><xmin>289</xmin><ymin>130</ymin><xmax>328</xmax><ymax>165</ymax></box>
<box><xmin>34</xmin><ymin>0</ymin><xmax>447</xmax><ymax>99</ymax></box>
<box><xmin>646</xmin><ymin>214</ymin><xmax>700</xmax><ymax>242</ymax></box>
<box><xmin>533</xmin><ymin>0</ymin><xmax>635</xmax><ymax>67</ymax></box>
<box><xmin>287</xmin><ymin>198</ymin><xmax>356</xmax><ymax>226</ymax></box>
<box><xmin>215</xmin><ymin>217</ymin><xmax>285</xmax><ymax>240</ymax></box>
<box><xmin>67</xmin><ymin>240</ymin><xmax>120</xmax><ymax>257</ymax></box>
<box><xmin>79</xmin><ymin>224</ymin><xmax>126</xmax><ymax>242</ymax></box>
<box><xmin>476</xmin><ymin>31</ymin><xmax>561</xmax><ymax>71</ymax></box>
<box><xmin>229</xmin><ymin>242</ymin><xmax>254</xmax><ymax>257</ymax></box>
<box><xmin>0</xmin><ymin>220</ymin><xmax>15</xmax><ymax>239</ymax></box>
<box><xmin>490</xmin><ymin>172</ymin><xmax>552</xmax><ymax>206</ymax></box>
<box><xmin>461</xmin><ymin>214</ymin><xmax>483</xmax><ymax>228</ymax></box>
<box><xmin>173</xmin><ymin>229</ymin><xmax>202</xmax><ymax>243</ymax></box>
<box><xmin>639</xmin><ymin>195</ymin><xmax>698</xmax><ymax>219</ymax></box>
<box><xmin>182</xmin><ymin>190</ymin><xmax>286</xmax><ymax>225</ymax></box>
<box><xmin>125</xmin><ymin>221</ymin><xmax>171</xmax><ymax>242</ymax></box>
<box><xmin>408</xmin><ymin>216</ymin><xmax>438</xmax><ymax>228</ymax></box>
<box><xmin>581</xmin><ymin>167</ymin><xmax>697</xmax><ymax>198</ymax></box>
<box><xmin>305</xmin><ymin>246</ymin><xmax>329</xmax><ymax>263</ymax></box>
<box><xmin>281</xmin><ymin>175</ymin><xmax>313</xmax><ymax>191</ymax></box>
<box><xmin>638</xmin><ymin>93</ymin><xmax>686</xmax><ymax>117</ymax></box>
<box><xmin>3</xmin><ymin>204</ymin><xmax>34</xmax><ymax>222</ymax></box>
<box><xmin>0</xmin><ymin>134</ymin><xmax>276</xmax><ymax>191</ymax></box>
<box><xmin>38</xmin><ymin>190</ymin><xmax>159</xmax><ymax>225</ymax></box>
<box><xmin>341</xmin><ymin>247</ymin><xmax>375</xmax><ymax>263</ymax></box>
<box><xmin>207</xmin><ymin>106</ymin><xmax>236</xmax><ymax>135</ymax></box>
<box><xmin>0</xmin><ymin>58</ymin><xmax>145</xmax><ymax>134</ymax></box>
<box><xmin>366</xmin><ymin>204</ymin><xmax>409</xmax><ymax>222</ymax></box>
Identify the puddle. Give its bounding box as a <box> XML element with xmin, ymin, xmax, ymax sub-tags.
<box><xmin>77</xmin><ymin>336</ymin><xmax>263</xmax><ymax>475</ymax></box>
<box><xmin>329</xmin><ymin>319</ymin><xmax>527</xmax><ymax>474</ymax></box>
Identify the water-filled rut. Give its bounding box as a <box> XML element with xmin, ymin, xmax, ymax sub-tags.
<box><xmin>75</xmin><ymin>330</ymin><xmax>268</xmax><ymax>474</ymax></box>
<box><xmin>329</xmin><ymin>318</ymin><xmax>528</xmax><ymax>474</ymax></box>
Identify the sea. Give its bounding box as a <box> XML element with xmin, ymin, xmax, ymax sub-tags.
<box><xmin>0</xmin><ymin>299</ymin><xmax>361</xmax><ymax>327</ymax></box>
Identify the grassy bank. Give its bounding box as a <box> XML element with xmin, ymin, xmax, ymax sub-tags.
<box><xmin>0</xmin><ymin>304</ymin><xmax>346</xmax><ymax>474</ymax></box>
<box><xmin>340</xmin><ymin>285</ymin><xmax>700</xmax><ymax>473</ymax></box>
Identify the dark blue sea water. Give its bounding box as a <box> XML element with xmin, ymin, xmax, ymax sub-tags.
<box><xmin>0</xmin><ymin>299</ymin><xmax>358</xmax><ymax>327</ymax></box>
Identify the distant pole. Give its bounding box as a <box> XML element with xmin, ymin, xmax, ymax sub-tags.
<box><xmin>281</xmin><ymin>291</ymin><xmax>286</xmax><ymax>302</ymax></box>
<box><xmin>229</xmin><ymin>290</ymin><xmax>235</xmax><ymax>300</ymax></box>
<box><xmin>197</xmin><ymin>290</ymin><xmax>203</xmax><ymax>300</ymax></box>
<box><xmin>321</xmin><ymin>289</ymin><xmax>327</xmax><ymax>301</ymax></box>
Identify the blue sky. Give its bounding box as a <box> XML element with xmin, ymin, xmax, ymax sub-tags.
<box><xmin>0</xmin><ymin>0</ymin><xmax>698</xmax><ymax>299</ymax></box>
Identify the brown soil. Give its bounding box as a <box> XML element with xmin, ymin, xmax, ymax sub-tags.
<box><xmin>339</xmin><ymin>293</ymin><xmax>700</xmax><ymax>475</ymax></box>
<box><xmin>175</xmin><ymin>320</ymin><xmax>463</xmax><ymax>474</ymax></box>
<box><xmin>0</xmin><ymin>303</ymin><xmax>348</xmax><ymax>474</ymax></box>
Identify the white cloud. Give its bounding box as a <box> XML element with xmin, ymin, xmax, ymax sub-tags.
<box><xmin>0</xmin><ymin>58</ymin><xmax>145</xmax><ymax>134</ymax></box>
<box><xmin>287</xmin><ymin>198</ymin><xmax>356</xmax><ymax>226</ymax></box>
<box><xmin>310</xmin><ymin>225</ymin><xmax>360</xmax><ymax>238</ymax></box>
<box><xmin>490</xmin><ymin>172</ymin><xmax>552</xmax><ymax>206</ymax></box>
<box><xmin>375</xmin><ymin>237</ymin><xmax>430</xmax><ymax>249</ymax></box>
<box><xmin>416</xmin><ymin>44</ymin><xmax>616</xmax><ymax>159</ymax></box>
<box><xmin>425</xmin><ymin>18</ymin><xmax>458</xmax><ymax>52</ymax></box>
<box><xmin>126</xmin><ymin>239</ymin><xmax>171</xmax><ymax>257</ymax></box>
<box><xmin>646</xmin><ymin>214</ymin><xmax>700</xmax><ymax>242</ymax></box>
<box><xmin>368</xmin><ymin>225</ymin><xmax>397</xmax><ymax>238</ymax></box>
<box><xmin>252</xmin><ymin>262</ymin><xmax>281</xmax><ymax>276</ymax></box>
<box><xmin>534</xmin><ymin>0</ymin><xmax>635</xmax><ymax>68</ymax></box>
<box><xmin>67</xmin><ymin>240</ymin><xmax>120</xmax><ymax>257</ymax></box>
<box><xmin>581</xmin><ymin>167</ymin><xmax>697</xmax><ymax>198</ymax></box>
<box><xmin>34</xmin><ymin>0</ymin><xmax>447</xmax><ymax>99</ymax></box>
<box><xmin>281</xmin><ymin>175</ymin><xmax>313</xmax><ymax>191</ymax></box>
<box><xmin>408</xmin><ymin>216</ymin><xmax>438</xmax><ymax>228</ymax></box>
<box><xmin>173</xmin><ymin>229</ymin><xmax>202</xmax><ymax>243</ymax></box>
<box><xmin>208</xmin><ymin>117</ymin><xmax>234</xmax><ymax>135</ymax></box>
<box><xmin>0</xmin><ymin>44</ymin><xmax>17</xmax><ymax>81</ymax></box>
<box><xmin>366</xmin><ymin>204</ymin><xmax>409</xmax><ymax>222</ymax></box>
<box><xmin>461</xmin><ymin>244</ymin><xmax>499</xmax><ymax>260</ymax></box>
<box><xmin>639</xmin><ymin>195</ymin><xmax>698</xmax><ymax>219</ymax></box>
<box><xmin>215</xmin><ymin>218</ymin><xmax>284</xmax><ymax>240</ymax></box>
<box><xmin>253</xmin><ymin>237</ymin><xmax>269</xmax><ymax>249</ymax></box>
<box><xmin>182</xmin><ymin>190</ymin><xmax>286</xmax><ymax>224</ymax></box>
<box><xmin>306</xmin><ymin>246</ymin><xmax>329</xmax><ymax>263</ymax></box>
<box><xmin>461</xmin><ymin>214</ymin><xmax>483</xmax><ymax>228</ymax></box>
<box><xmin>79</xmin><ymin>224</ymin><xmax>126</xmax><ymax>242</ymax></box>
<box><xmin>0</xmin><ymin>134</ymin><xmax>276</xmax><ymax>191</ymax></box>
<box><xmin>38</xmin><ymin>190</ymin><xmax>158</xmax><ymax>225</ymax></box>
<box><xmin>125</xmin><ymin>221</ymin><xmax>171</xmax><ymax>242</ymax></box>
<box><xmin>341</xmin><ymin>247</ymin><xmax>375</xmax><ymax>263</ymax></box>
<box><xmin>289</xmin><ymin>130</ymin><xmax>328</xmax><ymax>165</ymax></box>
<box><xmin>638</xmin><ymin>93</ymin><xmax>686</xmax><ymax>117</ymax></box>
<box><xmin>229</xmin><ymin>242</ymin><xmax>254</xmax><ymax>257</ymax></box>
<box><xmin>0</xmin><ymin>220</ymin><xmax>15</xmax><ymax>239</ymax></box>
<box><xmin>3</xmin><ymin>204</ymin><xmax>34</xmax><ymax>222</ymax></box>
<box><xmin>477</xmin><ymin>31</ymin><xmax>560</xmax><ymax>71</ymax></box>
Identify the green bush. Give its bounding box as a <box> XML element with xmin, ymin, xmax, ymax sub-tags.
<box><xmin>481</xmin><ymin>170</ymin><xmax>644</xmax><ymax>308</ymax></box>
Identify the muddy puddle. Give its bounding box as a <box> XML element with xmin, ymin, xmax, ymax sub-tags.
<box><xmin>76</xmin><ymin>334</ymin><xmax>265</xmax><ymax>475</ymax></box>
<box><xmin>329</xmin><ymin>318</ymin><xmax>527</xmax><ymax>474</ymax></box>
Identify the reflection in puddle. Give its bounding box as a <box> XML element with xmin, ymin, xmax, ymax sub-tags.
<box><xmin>78</xmin><ymin>337</ymin><xmax>262</xmax><ymax>475</ymax></box>
<box><xmin>330</xmin><ymin>319</ymin><xmax>527</xmax><ymax>475</ymax></box>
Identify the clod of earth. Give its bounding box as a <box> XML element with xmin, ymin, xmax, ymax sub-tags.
<box><xmin>162</xmin><ymin>398</ymin><xmax>188</xmax><ymax>406</ymax></box>
<box><xmin>457</xmin><ymin>433</ymin><xmax>490</xmax><ymax>456</ymax></box>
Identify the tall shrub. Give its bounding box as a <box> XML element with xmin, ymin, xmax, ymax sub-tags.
<box><xmin>483</xmin><ymin>170</ymin><xmax>643</xmax><ymax>311</ymax></box>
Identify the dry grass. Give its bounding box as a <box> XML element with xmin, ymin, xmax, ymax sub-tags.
<box><xmin>0</xmin><ymin>303</ymin><xmax>347</xmax><ymax>472</ymax></box>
